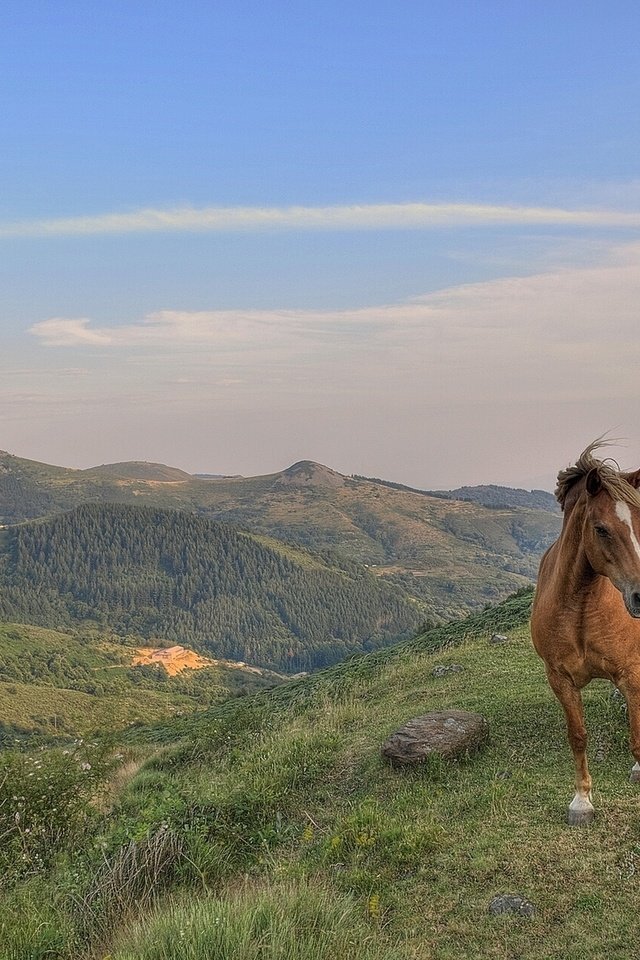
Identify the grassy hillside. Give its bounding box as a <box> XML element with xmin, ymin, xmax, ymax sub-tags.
<box><xmin>0</xmin><ymin>503</ymin><xmax>423</xmax><ymax>672</ymax></box>
<box><xmin>0</xmin><ymin>451</ymin><xmax>560</xmax><ymax>621</ymax></box>
<box><xmin>4</xmin><ymin>588</ymin><xmax>640</xmax><ymax>959</ymax></box>
<box><xmin>0</xmin><ymin>621</ymin><xmax>282</xmax><ymax>742</ymax></box>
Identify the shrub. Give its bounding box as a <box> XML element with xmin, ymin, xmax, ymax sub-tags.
<box><xmin>0</xmin><ymin>743</ymin><xmax>111</xmax><ymax>886</ymax></box>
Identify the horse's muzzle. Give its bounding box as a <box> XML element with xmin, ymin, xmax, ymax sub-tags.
<box><xmin>623</xmin><ymin>587</ymin><xmax>640</xmax><ymax>618</ymax></box>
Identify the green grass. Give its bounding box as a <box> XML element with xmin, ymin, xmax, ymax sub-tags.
<box><xmin>0</xmin><ymin>678</ymin><xmax>194</xmax><ymax>741</ymax></box>
<box><xmin>3</xmin><ymin>589</ymin><xmax>640</xmax><ymax>958</ymax></box>
<box><xmin>0</xmin><ymin>621</ymin><xmax>280</xmax><ymax>742</ymax></box>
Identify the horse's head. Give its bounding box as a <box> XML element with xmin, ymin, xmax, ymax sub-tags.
<box><xmin>583</xmin><ymin>467</ymin><xmax>640</xmax><ymax>617</ymax></box>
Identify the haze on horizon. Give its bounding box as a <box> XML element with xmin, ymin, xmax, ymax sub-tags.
<box><xmin>3</xmin><ymin>2</ymin><xmax>640</xmax><ymax>491</ymax></box>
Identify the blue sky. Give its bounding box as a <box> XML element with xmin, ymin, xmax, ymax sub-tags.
<box><xmin>3</xmin><ymin>1</ymin><xmax>640</xmax><ymax>487</ymax></box>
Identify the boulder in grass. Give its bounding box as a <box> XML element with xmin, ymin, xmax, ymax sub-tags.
<box><xmin>431</xmin><ymin>664</ymin><xmax>464</xmax><ymax>678</ymax></box>
<box><xmin>382</xmin><ymin>710</ymin><xmax>488</xmax><ymax>767</ymax></box>
<box><xmin>490</xmin><ymin>633</ymin><xmax>508</xmax><ymax>644</ymax></box>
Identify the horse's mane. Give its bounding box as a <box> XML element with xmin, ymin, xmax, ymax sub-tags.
<box><xmin>555</xmin><ymin>439</ymin><xmax>640</xmax><ymax>511</ymax></box>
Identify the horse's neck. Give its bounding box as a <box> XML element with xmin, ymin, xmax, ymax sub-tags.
<box><xmin>555</xmin><ymin>498</ymin><xmax>598</xmax><ymax>595</ymax></box>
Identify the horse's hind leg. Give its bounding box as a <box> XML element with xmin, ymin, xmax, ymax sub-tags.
<box><xmin>614</xmin><ymin>676</ymin><xmax>640</xmax><ymax>783</ymax></box>
<box><xmin>546</xmin><ymin>668</ymin><xmax>595</xmax><ymax>826</ymax></box>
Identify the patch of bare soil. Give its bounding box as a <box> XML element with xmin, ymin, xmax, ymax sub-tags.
<box><xmin>132</xmin><ymin>645</ymin><xmax>213</xmax><ymax>676</ymax></box>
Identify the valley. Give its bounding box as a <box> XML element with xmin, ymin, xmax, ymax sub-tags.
<box><xmin>0</xmin><ymin>448</ymin><xmax>563</xmax><ymax>743</ymax></box>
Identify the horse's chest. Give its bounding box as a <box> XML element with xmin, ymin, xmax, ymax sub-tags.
<box><xmin>563</xmin><ymin>608</ymin><xmax>640</xmax><ymax>684</ymax></box>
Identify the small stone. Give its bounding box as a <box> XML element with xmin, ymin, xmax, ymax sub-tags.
<box><xmin>611</xmin><ymin>688</ymin><xmax>628</xmax><ymax>713</ymax></box>
<box><xmin>488</xmin><ymin>894</ymin><xmax>536</xmax><ymax>918</ymax></box>
<box><xmin>490</xmin><ymin>633</ymin><xmax>508</xmax><ymax>645</ymax></box>
<box><xmin>431</xmin><ymin>664</ymin><xmax>465</xmax><ymax>678</ymax></box>
<box><xmin>382</xmin><ymin>710</ymin><xmax>488</xmax><ymax>767</ymax></box>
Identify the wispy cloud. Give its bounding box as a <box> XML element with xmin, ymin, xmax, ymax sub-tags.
<box><xmin>28</xmin><ymin>241</ymin><xmax>640</xmax><ymax>408</ymax></box>
<box><xmin>31</xmin><ymin>318</ymin><xmax>115</xmax><ymax>346</ymax></box>
<box><xmin>5</xmin><ymin>201</ymin><xmax>640</xmax><ymax>239</ymax></box>
<box><xmin>16</xmin><ymin>240</ymin><xmax>640</xmax><ymax>485</ymax></box>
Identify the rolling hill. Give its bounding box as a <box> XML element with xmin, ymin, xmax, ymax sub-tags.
<box><xmin>0</xmin><ymin>450</ymin><xmax>561</xmax><ymax>621</ymax></box>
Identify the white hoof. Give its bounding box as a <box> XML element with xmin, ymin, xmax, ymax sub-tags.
<box><xmin>567</xmin><ymin>792</ymin><xmax>595</xmax><ymax>827</ymax></box>
<box><xmin>567</xmin><ymin>806</ymin><xmax>595</xmax><ymax>826</ymax></box>
<box><xmin>630</xmin><ymin>762</ymin><xmax>640</xmax><ymax>784</ymax></box>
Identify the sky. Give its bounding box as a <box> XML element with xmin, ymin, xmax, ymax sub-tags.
<box><xmin>3</xmin><ymin>1</ymin><xmax>640</xmax><ymax>490</ymax></box>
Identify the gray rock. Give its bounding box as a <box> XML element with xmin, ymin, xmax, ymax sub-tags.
<box><xmin>382</xmin><ymin>710</ymin><xmax>488</xmax><ymax>767</ymax></box>
<box><xmin>431</xmin><ymin>664</ymin><xmax>465</xmax><ymax>678</ymax></box>
<box><xmin>488</xmin><ymin>894</ymin><xmax>536</xmax><ymax>918</ymax></box>
<box><xmin>490</xmin><ymin>633</ymin><xmax>508</xmax><ymax>644</ymax></box>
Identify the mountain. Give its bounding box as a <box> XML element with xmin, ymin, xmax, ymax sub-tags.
<box><xmin>0</xmin><ymin>450</ymin><xmax>561</xmax><ymax>621</ymax></box>
<box><xmin>83</xmin><ymin>461</ymin><xmax>193</xmax><ymax>482</ymax></box>
<box><xmin>0</xmin><ymin>503</ymin><xmax>423</xmax><ymax>672</ymax></box>
<box><xmin>355</xmin><ymin>473</ymin><xmax>559</xmax><ymax>512</ymax></box>
<box><xmin>3</xmin><ymin>589</ymin><xmax>635</xmax><ymax>959</ymax></box>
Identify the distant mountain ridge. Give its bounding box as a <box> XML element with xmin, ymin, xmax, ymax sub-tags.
<box><xmin>353</xmin><ymin>473</ymin><xmax>558</xmax><ymax>513</ymax></box>
<box><xmin>428</xmin><ymin>483</ymin><xmax>559</xmax><ymax>513</ymax></box>
<box><xmin>0</xmin><ymin>449</ymin><xmax>561</xmax><ymax>623</ymax></box>
<box><xmin>83</xmin><ymin>461</ymin><xmax>192</xmax><ymax>482</ymax></box>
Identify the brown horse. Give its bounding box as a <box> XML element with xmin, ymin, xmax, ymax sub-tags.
<box><xmin>531</xmin><ymin>441</ymin><xmax>640</xmax><ymax>825</ymax></box>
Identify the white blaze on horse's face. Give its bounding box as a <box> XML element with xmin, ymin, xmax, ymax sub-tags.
<box><xmin>615</xmin><ymin>501</ymin><xmax>640</xmax><ymax>563</ymax></box>
<box><xmin>605</xmin><ymin>499</ymin><xmax>640</xmax><ymax>618</ymax></box>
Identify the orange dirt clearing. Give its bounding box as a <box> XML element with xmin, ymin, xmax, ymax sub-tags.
<box><xmin>132</xmin><ymin>644</ymin><xmax>213</xmax><ymax>676</ymax></box>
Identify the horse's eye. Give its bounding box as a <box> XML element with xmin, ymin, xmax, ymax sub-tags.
<box><xmin>595</xmin><ymin>525</ymin><xmax>610</xmax><ymax>539</ymax></box>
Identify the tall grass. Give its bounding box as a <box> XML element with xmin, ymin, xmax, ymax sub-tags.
<box><xmin>110</xmin><ymin>881</ymin><xmax>394</xmax><ymax>960</ymax></box>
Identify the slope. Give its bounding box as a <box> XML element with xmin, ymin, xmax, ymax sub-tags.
<box><xmin>429</xmin><ymin>482</ymin><xmax>559</xmax><ymax>512</ymax></box>
<box><xmin>3</xmin><ymin>588</ymin><xmax>637</xmax><ymax>959</ymax></box>
<box><xmin>0</xmin><ymin>621</ymin><xmax>282</xmax><ymax>742</ymax></box>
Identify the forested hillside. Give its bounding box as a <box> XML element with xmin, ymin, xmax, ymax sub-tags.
<box><xmin>0</xmin><ymin>504</ymin><xmax>423</xmax><ymax>672</ymax></box>
<box><xmin>428</xmin><ymin>483</ymin><xmax>559</xmax><ymax>512</ymax></box>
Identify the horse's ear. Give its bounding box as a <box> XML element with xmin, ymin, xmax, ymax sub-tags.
<box><xmin>585</xmin><ymin>468</ymin><xmax>602</xmax><ymax>496</ymax></box>
<box><xmin>625</xmin><ymin>469</ymin><xmax>640</xmax><ymax>489</ymax></box>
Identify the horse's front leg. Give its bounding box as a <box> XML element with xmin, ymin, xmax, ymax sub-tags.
<box><xmin>546</xmin><ymin>668</ymin><xmax>594</xmax><ymax>825</ymax></box>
